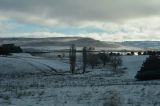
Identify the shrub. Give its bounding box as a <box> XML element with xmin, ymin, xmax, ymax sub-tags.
<box><xmin>110</xmin><ymin>56</ymin><xmax>122</xmax><ymax>73</ymax></box>
<box><xmin>87</xmin><ymin>53</ymin><xmax>100</xmax><ymax>69</ymax></box>
<box><xmin>98</xmin><ymin>52</ymin><xmax>110</xmax><ymax>67</ymax></box>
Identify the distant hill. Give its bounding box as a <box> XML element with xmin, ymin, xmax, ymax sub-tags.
<box><xmin>121</xmin><ymin>41</ymin><xmax>160</xmax><ymax>49</ymax></box>
<box><xmin>0</xmin><ymin>37</ymin><xmax>121</xmax><ymax>48</ymax></box>
<box><xmin>1</xmin><ymin>37</ymin><xmax>159</xmax><ymax>50</ymax></box>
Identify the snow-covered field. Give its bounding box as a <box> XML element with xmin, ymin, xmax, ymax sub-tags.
<box><xmin>0</xmin><ymin>53</ymin><xmax>69</xmax><ymax>76</ymax></box>
<box><xmin>0</xmin><ymin>53</ymin><xmax>160</xmax><ymax>106</ymax></box>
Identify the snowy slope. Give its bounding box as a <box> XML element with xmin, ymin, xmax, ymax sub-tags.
<box><xmin>0</xmin><ymin>53</ymin><xmax>69</xmax><ymax>76</ymax></box>
<box><xmin>122</xmin><ymin>56</ymin><xmax>148</xmax><ymax>79</ymax></box>
<box><xmin>0</xmin><ymin>54</ymin><xmax>147</xmax><ymax>79</ymax></box>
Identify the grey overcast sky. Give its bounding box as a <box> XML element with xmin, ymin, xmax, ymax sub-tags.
<box><xmin>0</xmin><ymin>0</ymin><xmax>160</xmax><ymax>41</ymax></box>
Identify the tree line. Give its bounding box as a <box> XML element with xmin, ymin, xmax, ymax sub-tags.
<box><xmin>69</xmin><ymin>45</ymin><xmax>122</xmax><ymax>74</ymax></box>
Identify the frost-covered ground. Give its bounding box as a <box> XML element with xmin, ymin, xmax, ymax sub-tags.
<box><xmin>0</xmin><ymin>53</ymin><xmax>69</xmax><ymax>76</ymax></box>
<box><xmin>0</xmin><ymin>54</ymin><xmax>160</xmax><ymax>106</ymax></box>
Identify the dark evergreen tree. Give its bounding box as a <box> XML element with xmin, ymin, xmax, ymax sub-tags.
<box><xmin>0</xmin><ymin>47</ymin><xmax>10</xmax><ymax>55</ymax></box>
<box><xmin>0</xmin><ymin>44</ymin><xmax>22</xmax><ymax>55</ymax></box>
<box><xmin>135</xmin><ymin>56</ymin><xmax>160</xmax><ymax>80</ymax></box>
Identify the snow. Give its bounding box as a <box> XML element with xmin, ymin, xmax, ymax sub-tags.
<box><xmin>0</xmin><ymin>53</ymin><xmax>69</xmax><ymax>76</ymax></box>
<box><xmin>122</xmin><ymin>55</ymin><xmax>148</xmax><ymax>79</ymax></box>
<box><xmin>0</xmin><ymin>53</ymin><xmax>159</xmax><ymax>106</ymax></box>
<box><xmin>1</xmin><ymin>85</ymin><xmax>160</xmax><ymax>106</ymax></box>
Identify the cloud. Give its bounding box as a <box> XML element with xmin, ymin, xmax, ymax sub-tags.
<box><xmin>0</xmin><ymin>0</ymin><xmax>160</xmax><ymax>26</ymax></box>
<box><xmin>0</xmin><ymin>16</ymin><xmax>160</xmax><ymax>41</ymax></box>
<box><xmin>0</xmin><ymin>0</ymin><xmax>160</xmax><ymax>41</ymax></box>
<box><xmin>0</xmin><ymin>20</ymin><xmax>13</xmax><ymax>32</ymax></box>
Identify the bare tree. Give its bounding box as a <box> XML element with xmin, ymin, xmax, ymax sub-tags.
<box><xmin>69</xmin><ymin>44</ymin><xmax>76</xmax><ymax>74</ymax></box>
<box><xmin>110</xmin><ymin>56</ymin><xmax>122</xmax><ymax>73</ymax></box>
<box><xmin>98</xmin><ymin>51</ymin><xmax>110</xmax><ymax>67</ymax></box>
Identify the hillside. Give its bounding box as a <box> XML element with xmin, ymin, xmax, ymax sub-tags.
<box><xmin>0</xmin><ymin>37</ymin><xmax>121</xmax><ymax>48</ymax></box>
<box><xmin>121</xmin><ymin>41</ymin><xmax>160</xmax><ymax>49</ymax></box>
